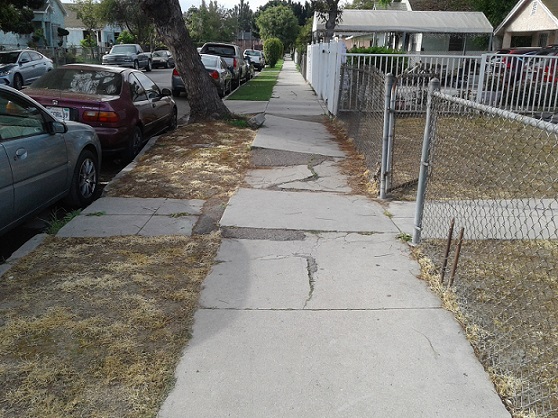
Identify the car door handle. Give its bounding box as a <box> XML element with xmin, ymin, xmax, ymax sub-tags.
<box><xmin>14</xmin><ymin>148</ymin><xmax>28</xmax><ymax>160</ymax></box>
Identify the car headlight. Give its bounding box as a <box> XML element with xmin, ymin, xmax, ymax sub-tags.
<box><xmin>0</xmin><ymin>69</ymin><xmax>12</xmax><ymax>76</ymax></box>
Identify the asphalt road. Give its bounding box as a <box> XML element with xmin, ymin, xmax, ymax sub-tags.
<box><xmin>0</xmin><ymin>68</ymin><xmax>190</xmax><ymax>262</ymax></box>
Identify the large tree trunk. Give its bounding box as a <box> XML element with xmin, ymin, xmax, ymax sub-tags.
<box><xmin>139</xmin><ymin>0</ymin><xmax>231</xmax><ymax>122</ymax></box>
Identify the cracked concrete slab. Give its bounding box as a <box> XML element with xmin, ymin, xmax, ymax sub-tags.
<box><xmin>57</xmin><ymin>197</ymin><xmax>203</xmax><ymax>237</ymax></box>
<box><xmin>254</xmin><ymin>115</ymin><xmax>345</xmax><ymax>157</ymax></box>
<box><xmin>200</xmin><ymin>234</ymin><xmax>439</xmax><ymax>310</ymax></box>
<box><xmin>158</xmin><ymin>308</ymin><xmax>509</xmax><ymax>418</ymax></box>
<box><xmin>244</xmin><ymin>161</ymin><xmax>351</xmax><ymax>193</ymax></box>
<box><xmin>244</xmin><ymin>165</ymin><xmax>313</xmax><ymax>189</ymax></box>
<box><xmin>220</xmin><ymin>188</ymin><xmax>397</xmax><ymax>233</ymax></box>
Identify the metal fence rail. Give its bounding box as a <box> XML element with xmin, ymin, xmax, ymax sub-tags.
<box><xmin>415</xmin><ymin>86</ymin><xmax>558</xmax><ymax>417</ymax></box>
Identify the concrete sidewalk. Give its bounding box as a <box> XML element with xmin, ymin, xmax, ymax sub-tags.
<box><xmin>46</xmin><ymin>59</ymin><xmax>510</xmax><ymax>417</ymax></box>
<box><xmin>156</xmin><ymin>60</ymin><xmax>510</xmax><ymax>417</ymax></box>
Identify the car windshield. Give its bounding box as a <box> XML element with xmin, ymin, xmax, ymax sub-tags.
<box><xmin>201</xmin><ymin>55</ymin><xmax>219</xmax><ymax>68</ymax></box>
<box><xmin>110</xmin><ymin>45</ymin><xmax>137</xmax><ymax>55</ymax></box>
<box><xmin>0</xmin><ymin>52</ymin><xmax>20</xmax><ymax>64</ymax></box>
<box><xmin>31</xmin><ymin>68</ymin><xmax>122</xmax><ymax>96</ymax></box>
<box><xmin>153</xmin><ymin>51</ymin><xmax>167</xmax><ymax>57</ymax></box>
<box><xmin>245</xmin><ymin>50</ymin><xmax>259</xmax><ymax>56</ymax></box>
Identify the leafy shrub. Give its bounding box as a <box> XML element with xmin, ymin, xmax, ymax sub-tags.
<box><xmin>116</xmin><ymin>30</ymin><xmax>136</xmax><ymax>45</ymax></box>
<box><xmin>264</xmin><ymin>38</ymin><xmax>283</xmax><ymax>68</ymax></box>
<box><xmin>347</xmin><ymin>45</ymin><xmax>408</xmax><ymax>75</ymax></box>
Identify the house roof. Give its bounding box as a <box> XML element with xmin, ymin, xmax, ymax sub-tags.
<box><xmin>494</xmin><ymin>0</ymin><xmax>558</xmax><ymax>35</ymax></box>
<box><xmin>62</xmin><ymin>2</ymin><xmax>86</xmax><ymax>28</ymax></box>
<box><xmin>36</xmin><ymin>0</ymin><xmax>67</xmax><ymax>16</ymax></box>
<box><xmin>313</xmin><ymin>10</ymin><xmax>493</xmax><ymax>35</ymax></box>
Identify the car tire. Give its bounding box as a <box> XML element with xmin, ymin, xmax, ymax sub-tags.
<box><xmin>64</xmin><ymin>149</ymin><xmax>98</xmax><ymax>208</ymax></box>
<box><xmin>13</xmin><ymin>73</ymin><xmax>23</xmax><ymax>90</ymax></box>
<box><xmin>133</xmin><ymin>60</ymin><xmax>139</xmax><ymax>70</ymax></box>
<box><xmin>145</xmin><ymin>60</ymin><xmax>152</xmax><ymax>72</ymax></box>
<box><xmin>172</xmin><ymin>89</ymin><xmax>181</xmax><ymax>97</ymax></box>
<box><xmin>123</xmin><ymin>126</ymin><xmax>143</xmax><ymax>162</ymax></box>
<box><xmin>167</xmin><ymin>108</ymin><xmax>177</xmax><ymax>131</ymax></box>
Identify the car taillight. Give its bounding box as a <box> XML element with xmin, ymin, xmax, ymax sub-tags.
<box><xmin>233</xmin><ymin>58</ymin><xmax>237</xmax><ymax>68</ymax></box>
<box><xmin>172</xmin><ymin>68</ymin><xmax>180</xmax><ymax>76</ymax></box>
<box><xmin>210</xmin><ymin>70</ymin><xmax>219</xmax><ymax>80</ymax></box>
<box><xmin>82</xmin><ymin>110</ymin><xmax>119</xmax><ymax>123</ymax></box>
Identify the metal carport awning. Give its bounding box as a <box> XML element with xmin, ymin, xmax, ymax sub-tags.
<box><xmin>312</xmin><ymin>10</ymin><xmax>494</xmax><ymax>35</ymax></box>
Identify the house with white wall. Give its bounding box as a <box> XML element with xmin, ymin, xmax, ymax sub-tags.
<box><xmin>494</xmin><ymin>0</ymin><xmax>558</xmax><ymax>50</ymax></box>
<box><xmin>62</xmin><ymin>3</ymin><xmax>122</xmax><ymax>48</ymax></box>
<box><xmin>0</xmin><ymin>0</ymin><xmax>67</xmax><ymax>49</ymax></box>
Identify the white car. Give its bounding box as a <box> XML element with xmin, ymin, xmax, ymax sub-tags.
<box><xmin>0</xmin><ymin>50</ymin><xmax>54</xmax><ymax>90</ymax></box>
<box><xmin>243</xmin><ymin>49</ymin><xmax>265</xmax><ymax>71</ymax></box>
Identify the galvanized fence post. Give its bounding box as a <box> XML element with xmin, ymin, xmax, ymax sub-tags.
<box><xmin>412</xmin><ymin>78</ymin><xmax>440</xmax><ymax>245</ymax></box>
<box><xmin>380</xmin><ymin>73</ymin><xmax>396</xmax><ymax>199</ymax></box>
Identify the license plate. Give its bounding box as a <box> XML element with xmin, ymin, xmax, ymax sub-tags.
<box><xmin>46</xmin><ymin>106</ymin><xmax>70</xmax><ymax>121</ymax></box>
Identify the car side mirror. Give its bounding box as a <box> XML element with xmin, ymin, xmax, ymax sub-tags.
<box><xmin>49</xmin><ymin>120</ymin><xmax>67</xmax><ymax>134</ymax></box>
<box><xmin>161</xmin><ymin>88</ymin><xmax>171</xmax><ymax>97</ymax></box>
<box><xmin>19</xmin><ymin>58</ymin><xmax>30</xmax><ymax>64</ymax></box>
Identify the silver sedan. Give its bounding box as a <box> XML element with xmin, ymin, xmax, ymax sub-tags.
<box><xmin>0</xmin><ymin>85</ymin><xmax>102</xmax><ymax>236</ymax></box>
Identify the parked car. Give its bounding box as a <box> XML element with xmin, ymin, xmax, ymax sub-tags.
<box><xmin>25</xmin><ymin>64</ymin><xmax>177</xmax><ymax>161</ymax></box>
<box><xmin>244</xmin><ymin>49</ymin><xmax>265</xmax><ymax>71</ymax></box>
<box><xmin>152</xmin><ymin>50</ymin><xmax>175</xmax><ymax>69</ymax></box>
<box><xmin>102</xmin><ymin>44</ymin><xmax>152</xmax><ymax>71</ymax></box>
<box><xmin>491</xmin><ymin>47</ymin><xmax>541</xmax><ymax>81</ymax></box>
<box><xmin>0</xmin><ymin>85</ymin><xmax>101</xmax><ymax>236</ymax></box>
<box><xmin>199</xmin><ymin>42</ymin><xmax>247</xmax><ymax>88</ymax></box>
<box><xmin>524</xmin><ymin>46</ymin><xmax>558</xmax><ymax>83</ymax></box>
<box><xmin>171</xmin><ymin>54</ymin><xmax>233</xmax><ymax>98</ymax></box>
<box><xmin>0</xmin><ymin>50</ymin><xmax>54</xmax><ymax>90</ymax></box>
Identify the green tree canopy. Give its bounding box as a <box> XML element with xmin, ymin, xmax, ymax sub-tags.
<box><xmin>0</xmin><ymin>0</ymin><xmax>45</xmax><ymax>34</ymax></box>
<box><xmin>99</xmin><ymin>0</ymin><xmax>155</xmax><ymax>47</ymax></box>
<box><xmin>256</xmin><ymin>5</ymin><xmax>299</xmax><ymax>49</ymax></box>
<box><xmin>185</xmin><ymin>0</ymin><xmax>237</xmax><ymax>43</ymax></box>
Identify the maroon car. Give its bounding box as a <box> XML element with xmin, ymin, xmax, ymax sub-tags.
<box><xmin>25</xmin><ymin>64</ymin><xmax>177</xmax><ymax>161</ymax></box>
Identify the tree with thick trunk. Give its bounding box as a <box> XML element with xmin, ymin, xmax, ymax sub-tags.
<box><xmin>139</xmin><ymin>0</ymin><xmax>231</xmax><ymax>122</ymax></box>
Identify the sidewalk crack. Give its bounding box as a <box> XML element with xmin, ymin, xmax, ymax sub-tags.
<box><xmin>296</xmin><ymin>254</ymin><xmax>318</xmax><ymax>309</ymax></box>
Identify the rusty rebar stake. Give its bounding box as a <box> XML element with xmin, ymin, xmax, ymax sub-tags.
<box><xmin>440</xmin><ymin>218</ymin><xmax>455</xmax><ymax>284</ymax></box>
<box><xmin>448</xmin><ymin>227</ymin><xmax>465</xmax><ymax>289</ymax></box>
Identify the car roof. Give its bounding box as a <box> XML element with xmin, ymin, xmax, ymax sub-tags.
<box><xmin>61</xmin><ymin>63</ymin><xmax>129</xmax><ymax>73</ymax></box>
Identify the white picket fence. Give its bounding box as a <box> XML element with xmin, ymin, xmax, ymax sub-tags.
<box><xmin>306</xmin><ymin>40</ymin><xmax>558</xmax><ymax>118</ymax></box>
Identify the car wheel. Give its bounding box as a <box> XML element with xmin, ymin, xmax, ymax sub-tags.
<box><xmin>133</xmin><ymin>60</ymin><xmax>139</xmax><ymax>70</ymax></box>
<box><xmin>13</xmin><ymin>73</ymin><xmax>23</xmax><ymax>90</ymax></box>
<box><xmin>145</xmin><ymin>60</ymin><xmax>152</xmax><ymax>72</ymax></box>
<box><xmin>65</xmin><ymin>149</ymin><xmax>98</xmax><ymax>207</ymax></box>
<box><xmin>167</xmin><ymin>108</ymin><xmax>177</xmax><ymax>131</ymax></box>
<box><xmin>172</xmin><ymin>89</ymin><xmax>181</xmax><ymax>97</ymax></box>
<box><xmin>123</xmin><ymin>126</ymin><xmax>143</xmax><ymax>162</ymax></box>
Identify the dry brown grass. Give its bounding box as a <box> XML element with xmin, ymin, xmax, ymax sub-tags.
<box><xmin>0</xmin><ymin>234</ymin><xmax>219</xmax><ymax>417</ymax></box>
<box><xmin>106</xmin><ymin>120</ymin><xmax>255</xmax><ymax>200</ymax></box>
<box><xmin>0</xmin><ymin>120</ymin><xmax>255</xmax><ymax>417</ymax></box>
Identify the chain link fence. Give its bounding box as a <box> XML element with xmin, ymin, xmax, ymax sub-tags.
<box><xmin>416</xmin><ymin>89</ymin><xmax>558</xmax><ymax>417</ymax></box>
<box><xmin>337</xmin><ymin>64</ymin><xmax>386</xmax><ymax>187</ymax></box>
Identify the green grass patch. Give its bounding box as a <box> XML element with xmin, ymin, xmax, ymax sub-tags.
<box><xmin>227</xmin><ymin>60</ymin><xmax>284</xmax><ymax>101</ymax></box>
